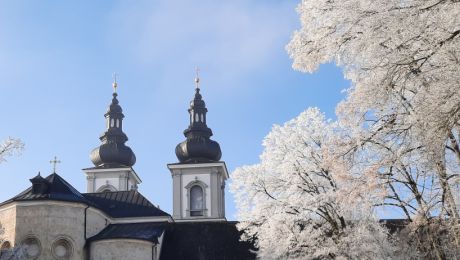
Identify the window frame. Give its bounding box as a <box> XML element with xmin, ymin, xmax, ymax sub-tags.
<box><xmin>96</xmin><ymin>184</ymin><xmax>117</xmax><ymax>193</ymax></box>
<box><xmin>185</xmin><ymin>180</ymin><xmax>208</xmax><ymax>217</ymax></box>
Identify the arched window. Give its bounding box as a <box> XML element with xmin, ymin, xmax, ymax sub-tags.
<box><xmin>190</xmin><ymin>185</ymin><xmax>204</xmax><ymax>216</ymax></box>
<box><xmin>1</xmin><ymin>241</ymin><xmax>11</xmax><ymax>250</ymax></box>
<box><xmin>96</xmin><ymin>184</ymin><xmax>117</xmax><ymax>193</ymax></box>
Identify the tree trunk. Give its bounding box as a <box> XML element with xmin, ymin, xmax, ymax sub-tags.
<box><xmin>436</xmin><ymin>154</ymin><xmax>459</xmax><ymax>220</ymax></box>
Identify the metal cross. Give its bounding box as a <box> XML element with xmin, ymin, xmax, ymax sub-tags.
<box><xmin>50</xmin><ymin>156</ymin><xmax>61</xmax><ymax>173</ymax></box>
<box><xmin>112</xmin><ymin>72</ymin><xmax>118</xmax><ymax>93</ymax></box>
<box><xmin>195</xmin><ymin>67</ymin><xmax>200</xmax><ymax>89</ymax></box>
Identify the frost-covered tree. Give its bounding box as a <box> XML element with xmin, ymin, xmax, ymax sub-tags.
<box><xmin>0</xmin><ymin>139</ymin><xmax>24</xmax><ymax>260</ymax></box>
<box><xmin>287</xmin><ymin>0</ymin><xmax>459</xmax><ymax>218</ymax></box>
<box><xmin>286</xmin><ymin>0</ymin><xmax>460</xmax><ymax>257</ymax></box>
<box><xmin>0</xmin><ymin>222</ymin><xmax>25</xmax><ymax>260</ymax></box>
<box><xmin>0</xmin><ymin>138</ymin><xmax>23</xmax><ymax>164</ymax></box>
<box><xmin>231</xmin><ymin>108</ymin><xmax>396</xmax><ymax>259</ymax></box>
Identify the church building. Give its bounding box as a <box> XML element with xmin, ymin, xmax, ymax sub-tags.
<box><xmin>0</xmin><ymin>77</ymin><xmax>256</xmax><ymax>260</ymax></box>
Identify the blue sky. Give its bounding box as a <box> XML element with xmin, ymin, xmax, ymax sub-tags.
<box><xmin>0</xmin><ymin>0</ymin><xmax>349</xmax><ymax>220</ymax></box>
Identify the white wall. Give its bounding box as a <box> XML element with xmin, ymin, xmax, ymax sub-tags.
<box><xmin>85</xmin><ymin>208</ymin><xmax>109</xmax><ymax>239</ymax></box>
<box><xmin>181</xmin><ymin>171</ymin><xmax>211</xmax><ymax>217</ymax></box>
<box><xmin>90</xmin><ymin>239</ymin><xmax>155</xmax><ymax>260</ymax></box>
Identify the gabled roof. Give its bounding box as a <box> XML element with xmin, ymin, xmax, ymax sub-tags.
<box><xmin>83</xmin><ymin>190</ymin><xmax>170</xmax><ymax>218</ymax></box>
<box><xmin>87</xmin><ymin>222</ymin><xmax>167</xmax><ymax>244</ymax></box>
<box><xmin>0</xmin><ymin>173</ymin><xmax>89</xmax><ymax>207</ymax></box>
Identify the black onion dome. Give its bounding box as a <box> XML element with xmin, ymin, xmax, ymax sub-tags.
<box><xmin>175</xmin><ymin>85</ymin><xmax>222</xmax><ymax>163</ymax></box>
<box><xmin>90</xmin><ymin>91</ymin><xmax>136</xmax><ymax>167</ymax></box>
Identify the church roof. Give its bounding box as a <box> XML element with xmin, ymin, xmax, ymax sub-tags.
<box><xmin>83</xmin><ymin>190</ymin><xmax>170</xmax><ymax>218</ymax></box>
<box><xmin>87</xmin><ymin>222</ymin><xmax>166</xmax><ymax>244</ymax></box>
<box><xmin>0</xmin><ymin>172</ymin><xmax>89</xmax><ymax>206</ymax></box>
<box><xmin>0</xmin><ymin>173</ymin><xmax>169</xmax><ymax>219</ymax></box>
<box><xmin>160</xmin><ymin>221</ymin><xmax>256</xmax><ymax>260</ymax></box>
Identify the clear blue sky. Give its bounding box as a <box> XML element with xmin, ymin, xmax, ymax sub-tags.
<box><xmin>0</xmin><ymin>0</ymin><xmax>349</xmax><ymax>220</ymax></box>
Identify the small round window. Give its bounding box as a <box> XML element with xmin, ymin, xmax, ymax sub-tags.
<box><xmin>52</xmin><ymin>238</ymin><xmax>73</xmax><ymax>260</ymax></box>
<box><xmin>22</xmin><ymin>236</ymin><xmax>41</xmax><ymax>259</ymax></box>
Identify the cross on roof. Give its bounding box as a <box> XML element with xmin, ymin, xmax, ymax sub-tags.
<box><xmin>112</xmin><ymin>72</ymin><xmax>118</xmax><ymax>93</ymax></box>
<box><xmin>50</xmin><ymin>156</ymin><xmax>61</xmax><ymax>173</ymax></box>
<box><xmin>195</xmin><ymin>67</ymin><xmax>200</xmax><ymax>89</ymax></box>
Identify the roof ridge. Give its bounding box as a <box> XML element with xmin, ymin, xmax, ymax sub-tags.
<box><xmin>47</xmin><ymin>173</ymin><xmax>85</xmax><ymax>199</ymax></box>
<box><xmin>83</xmin><ymin>190</ymin><xmax>136</xmax><ymax>195</ymax></box>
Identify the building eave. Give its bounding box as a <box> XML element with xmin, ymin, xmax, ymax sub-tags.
<box><xmin>82</xmin><ymin>166</ymin><xmax>142</xmax><ymax>184</ymax></box>
<box><xmin>167</xmin><ymin>161</ymin><xmax>229</xmax><ymax>179</ymax></box>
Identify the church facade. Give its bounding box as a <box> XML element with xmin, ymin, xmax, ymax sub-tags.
<box><xmin>0</xmin><ymin>79</ymin><xmax>255</xmax><ymax>260</ymax></box>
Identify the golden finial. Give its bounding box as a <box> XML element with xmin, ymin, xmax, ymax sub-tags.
<box><xmin>112</xmin><ymin>72</ymin><xmax>118</xmax><ymax>93</ymax></box>
<box><xmin>195</xmin><ymin>67</ymin><xmax>200</xmax><ymax>89</ymax></box>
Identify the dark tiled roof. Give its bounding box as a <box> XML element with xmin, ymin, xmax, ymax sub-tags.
<box><xmin>160</xmin><ymin>221</ymin><xmax>257</xmax><ymax>260</ymax></box>
<box><xmin>0</xmin><ymin>173</ymin><xmax>169</xmax><ymax>219</ymax></box>
<box><xmin>0</xmin><ymin>173</ymin><xmax>89</xmax><ymax>207</ymax></box>
<box><xmin>88</xmin><ymin>222</ymin><xmax>167</xmax><ymax>243</ymax></box>
<box><xmin>380</xmin><ymin>219</ymin><xmax>410</xmax><ymax>233</ymax></box>
<box><xmin>83</xmin><ymin>190</ymin><xmax>170</xmax><ymax>218</ymax></box>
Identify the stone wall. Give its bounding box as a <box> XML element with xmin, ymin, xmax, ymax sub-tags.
<box><xmin>0</xmin><ymin>204</ymin><xmax>16</xmax><ymax>247</ymax></box>
<box><xmin>14</xmin><ymin>201</ymin><xmax>87</xmax><ymax>260</ymax></box>
<box><xmin>90</xmin><ymin>239</ymin><xmax>155</xmax><ymax>260</ymax></box>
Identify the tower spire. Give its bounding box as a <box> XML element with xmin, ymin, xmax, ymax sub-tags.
<box><xmin>175</xmin><ymin>71</ymin><xmax>222</xmax><ymax>163</ymax></box>
<box><xmin>89</xmin><ymin>77</ymin><xmax>136</xmax><ymax>167</ymax></box>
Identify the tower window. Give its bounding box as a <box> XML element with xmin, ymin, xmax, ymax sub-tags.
<box><xmin>110</xmin><ymin>119</ymin><xmax>115</xmax><ymax>127</ymax></box>
<box><xmin>116</xmin><ymin>119</ymin><xmax>120</xmax><ymax>128</ymax></box>
<box><xmin>190</xmin><ymin>185</ymin><xmax>204</xmax><ymax>216</ymax></box>
<box><xmin>195</xmin><ymin>113</ymin><xmax>200</xmax><ymax>123</ymax></box>
<box><xmin>201</xmin><ymin>114</ymin><xmax>204</xmax><ymax>122</ymax></box>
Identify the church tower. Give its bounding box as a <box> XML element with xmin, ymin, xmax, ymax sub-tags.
<box><xmin>168</xmin><ymin>75</ymin><xmax>228</xmax><ymax>221</ymax></box>
<box><xmin>83</xmin><ymin>80</ymin><xmax>141</xmax><ymax>192</ymax></box>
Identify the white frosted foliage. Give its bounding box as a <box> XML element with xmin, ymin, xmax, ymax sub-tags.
<box><xmin>231</xmin><ymin>108</ymin><xmax>395</xmax><ymax>259</ymax></box>
<box><xmin>286</xmin><ymin>0</ymin><xmax>460</xmax><ymax>257</ymax></box>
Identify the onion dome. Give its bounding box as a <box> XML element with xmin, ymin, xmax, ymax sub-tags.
<box><xmin>175</xmin><ymin>76</ymin><xmax>222</xmax><ymax>163</ymax></box>
<box><xmin>90</xmin><ymin>81</ymin><xmax>136</xmax><ymax>167</ymax></box>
